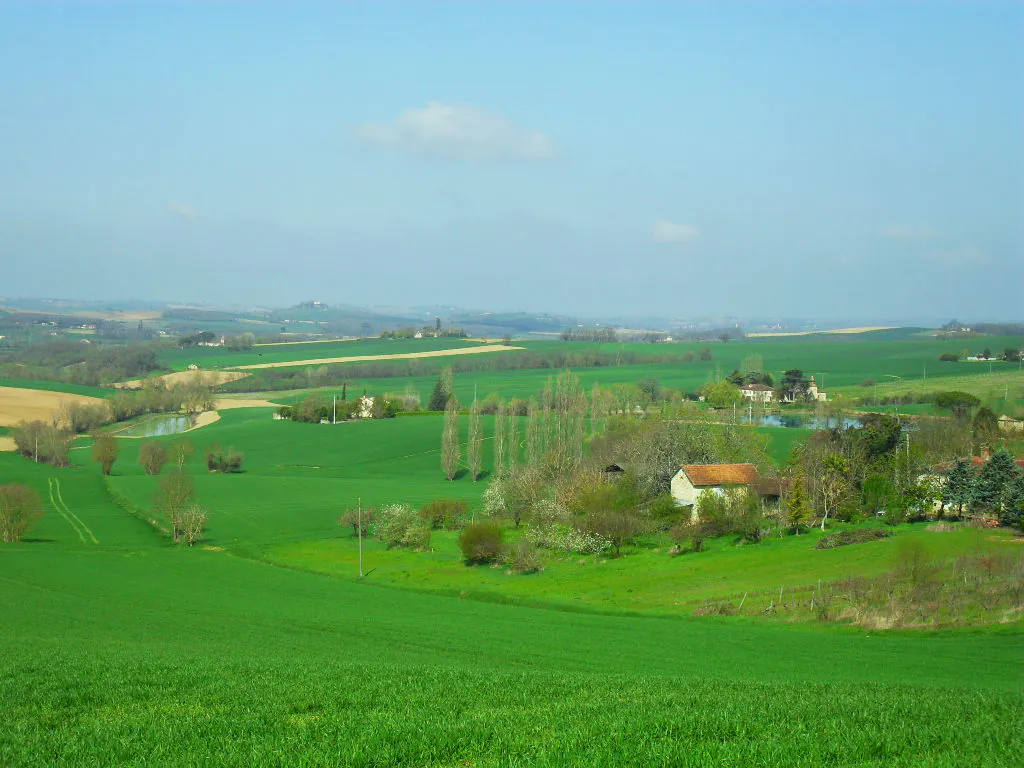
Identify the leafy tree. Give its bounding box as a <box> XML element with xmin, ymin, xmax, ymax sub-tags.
<box><xmin>777</xmin><ymin>369</ymin><xmax>810</xmax><ymax>402</ymax></box>
<box><xmin>856</xmin><ymin>414</ymin><xmax>902</xmax><ymax>458</ymax></box>
<box><xmin>701</xmin><ymin>380</ymin><xmax>743</xmax><ymax>409</ymax></box>
<box><xmin>339</xmin><ymin>505</ymin><xmax>376</xmax><ymax>537</ymax></box>
<box><xmin>585</xmin><ymin>510</ymin><xmax>645</xmax><ymax>556</ymax></box>
<box><xmin>637</xmin><ymin>377</ymin><xmax>661</xmax><ymax>402</ymax></box>
<box><xmin>785</xmin><ymin>472</ymin><xmax>812</xmax><ymax>533</ymax></box>
<box><xmin>972</xmin><ymin>407</ymin><xmax>1000</xmax><ymax>450</ymax></box>
<box><xmin>935</xmin><ymin>391</ymin><xmax>980</xmax><ymax>419</ymax></box>
<box><xmin>139</xmin><ymin>440</ymin><xmax>168</xmax><ymax>476</ymax></box>
<box><xmin>420</xmin><ymin>499</ymin><xmax>468</xmax><ymax>531</ymax></box>
<box><xmin>91</xmin><ymin>434</ymin><xmax>119</xmax><ymax>475</ymax></box>
<box><xmin>0</xmin><ymin>484</ymin><xmax>44</xmax><ymax>542</ymax></box>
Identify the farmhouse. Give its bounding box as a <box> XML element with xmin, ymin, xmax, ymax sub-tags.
<box><xmin>671</xmin><ymin>463</ymin><xmax>760</xmax><ymax>508</ymax></box>
<box><xmin>740</xmin><ymin>383</ymin><xmax>774</xmax><ymax>403</ymax></box>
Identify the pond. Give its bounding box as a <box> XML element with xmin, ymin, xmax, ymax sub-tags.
<box><xmin>117</xmin><ymin>415</ymin><xmax>192</xmax><ymax>437</ymax></box>
<box><xmin>740</xmin><ymin>413</ymin><xmax>862</xmax><ymax>430</ymax></box>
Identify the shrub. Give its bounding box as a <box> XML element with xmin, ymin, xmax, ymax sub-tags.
<box><xmin>139</xmin><ymin>440</ymin><xmax>168</xmax><ymax>476</ymax></box>
<box><xmin>458</xmin><ymin>522</ymin><xmax>504</xmax><ymax>564</ymax></box>
<box><xmin>0</xmin><ymin>484</ymin><xmax>44</xmax><ymax>542</ymax></box>
<box><xmin>815</xmin><ymin>528</ymin><xmax>892</xmax><ymax>550</ymax></box>
<box><xmin>502</xmin><ymin>538</ymin><xmax>542</xmax><ymax>574</ymax></box>
<box><xmin>376</xmin><ymin>504</ymin><xmax>431</xmax><ymax>550</ymax></box>
<box><xmin>420</xmin><ymin>499</ymin><xmax>469</xmax><ymax>530</ymax></box>
<box><xmin>205</xmin><ymin>445</ymin><xmax>245</xmax><ymax>473</ymax></box>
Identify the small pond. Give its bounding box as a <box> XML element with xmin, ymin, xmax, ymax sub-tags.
<box><xmin>117</xmin><ymin>415</ymin><xmax>191</xmax><ymax>437</ymax></box>
<box><xmin>741</xmin><ymin>414</ymin><xmax>863</xmax><ymax>430</ymax></box>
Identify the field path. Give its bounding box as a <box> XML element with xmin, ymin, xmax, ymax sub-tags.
<box><xmin>229</xmin><ymin>344</ymin><xmax>523</xmax><ymax>371</ymax></box>
<box><xmin>48</xmin><ymin>477</ymin><xmax>98</xmax><ymax>544</ymax></box>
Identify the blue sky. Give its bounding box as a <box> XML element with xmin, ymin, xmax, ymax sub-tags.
<box><xmin>1</xmin><ymin>1</ymin><xmax>1021</xmax><ymax>321</ymax></box>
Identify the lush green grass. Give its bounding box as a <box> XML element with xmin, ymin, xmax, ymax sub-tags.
<box><xmin>157</xmin><ymin>337</ymin><xmax>487</xmax><ymax>371</ymax></box>
<box><xmin>1</xmin><ymin>387</ymin><xmax>1022</xmax><ymax>765</ymax></box>
<box><xmin>266</xmin><ymin>520</ymin><xmax>1020</xmax><ymax>617</ymax></box>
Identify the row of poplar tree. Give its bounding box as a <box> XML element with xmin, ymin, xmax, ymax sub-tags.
<box><xmin>436</xmin><ymin>368</ymin><xmax>613</xmax><ymax>481</ymax></box>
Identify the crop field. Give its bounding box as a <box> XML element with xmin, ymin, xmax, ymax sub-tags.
<box><xmin>157</xmin><ymin>337</ymin><xmax>491</xmax><ymax>371</ymax></box>
<box><xmin>0</xmin><ymin>385</ymin><xmax>106</xmax><ymax>427</ymax></box>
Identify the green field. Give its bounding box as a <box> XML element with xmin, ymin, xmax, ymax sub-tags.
<box><xmin>2</xmin><ymin>333</ymin><xmax>1024</xmax><ymax>765</ymax></box>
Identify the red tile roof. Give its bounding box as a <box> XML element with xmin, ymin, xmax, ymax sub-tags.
<box><xmin>681</xmin><ymin>463</ymin><xmax>759</xmax><ymax>487</ymax></box>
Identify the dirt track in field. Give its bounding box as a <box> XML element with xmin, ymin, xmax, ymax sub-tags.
<box><xmin>0</xmin><ymin>386</ymin><xmax>106</xmax><ymax>428</ymax></box>
<box><xmin>228</xmin><ymin>344</ymin><xmax>523</xmax><ymax>371</ymax></box>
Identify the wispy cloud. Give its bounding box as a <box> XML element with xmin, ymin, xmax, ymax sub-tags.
<box><xmin>352</xmin><ymin>102</ymin><xmax>556</xmax><ymax>160</ymax></box>
<box><xmin>879</xmin><ymin>225</ymin><xmax>937</xmax><ymax>240</ymax></box>
<box><xmin>652</xmin><ymin>220</ymin><xmax>699</xmax><ymax>244</ymax></box>
<box><xmin>168</xmin><ymin>202</ymin><xmax>198</xmax><ymax>219</ymax></box>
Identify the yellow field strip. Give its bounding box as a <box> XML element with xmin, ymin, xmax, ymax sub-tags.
<box><xmin>746</xmin><ymin>326</ymin><xmax>897</xmax><ymax>338</ymax></box>
<box><xmin>229</xmin><ymin>344</ymin><xmax>524</xmax><ymax>371</ymax></box>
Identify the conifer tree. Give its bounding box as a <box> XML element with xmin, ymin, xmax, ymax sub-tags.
<box><xmin>785</xmin><ymin>472</ymin><xmax>812</xmax><ymax>533</ymax></box>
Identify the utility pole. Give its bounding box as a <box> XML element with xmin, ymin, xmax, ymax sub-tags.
<box><xmin>333</xmin><ymin>395</ymin><xmax>337</xmax><ymax>425</ymax></box>
<box><xmin>357</xmin><ymin>498</ymin><xmax>364</xmax><ymax>578</ymax></box>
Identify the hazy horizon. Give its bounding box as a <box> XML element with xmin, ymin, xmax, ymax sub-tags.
<box><xmin>2</xmin><ymin>2</ymin><xmax>1021</xmax><ymax>319</ymax></box>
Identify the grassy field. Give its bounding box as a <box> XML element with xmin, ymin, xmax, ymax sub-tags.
<box><xmin>2</xmin><ymin>336</ymin><xmax>1023</xmax><ymax>765</ymax></box>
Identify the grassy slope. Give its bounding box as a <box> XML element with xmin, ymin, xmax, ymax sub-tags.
<box><xmin>0</xmin><ymin>417</ymin><xmax>1021</xmax><ymax>764</ymax></box>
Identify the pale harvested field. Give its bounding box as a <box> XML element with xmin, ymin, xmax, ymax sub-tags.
<box><xmin>230</xmin><ymin>344</ymin><xmax>524</xmax><ymax>371</ymax></box>
<box><xmin>746</xmin><ymin>326</ymin><xmax>897</xmax><ymax>338</ymax></box>
<box><xmin>116</xmin><ymin>370</ymin><xmax>250</xmax><ymax>390</ymax></box>
<box><xmin>0</xmin><ymin>436</ymin><xmax>15</xmax><ymax>452</ymax></box>
<box><xmin>214</xmin><ymin>398</ymin><xmax>280</xmax><ymax>410</ymax></box>
<box><xmin>0</xmin><ymin>386</ymin><xmax>106</xmax><ymax>427</ymax></box>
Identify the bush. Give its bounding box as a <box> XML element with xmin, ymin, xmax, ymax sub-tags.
<box><xmin>458</xmin><ymin>522</ymin><xmax>504</xmax><ymax>564</ymax></box>
<box><xmin>502</xmin><ymin>539</ymin><xmax>542</xmax><ymax>574</ymax></box>
<box><xmin>0</xmin><ymin>484</ymin><xmax>44</xmax><ymax>542</ymax></box>
<box><xmin>376</xmin><ymin>504</ymin><xmax>431</xmax><ymax>550</ymax></box>
<box><xmin>816</xmin><ymin>528</ymin><xmax>892</xmax><ymax>550</ymax></box>
<box><xmin>205</xmin><ymin>444</ymin><xmax>244</xmax><ymax>473</ymax></box>
<box><xmin>420</xmin><ymin>499</ymin><xmax>469</xmax><ymax>530</ymax></box>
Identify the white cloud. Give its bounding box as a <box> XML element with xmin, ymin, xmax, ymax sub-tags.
<box><xmin>652</xmin><ymin>220</ymin><xmax>699</xmax><ymax>244</ymax></box>
<box><xmin>168</xmin><ymin>202</ymin><xmax>198</xmax><ymax>219</ymax></box>
<box><xmin>352</xmin><ymin>102</ymin><xmax>556</xmax><ymax>160</ymax></box>
<box><xmin>879</xmin><ymin>225</ymin><xmax>937</xmax><ymax>240</ymax></box>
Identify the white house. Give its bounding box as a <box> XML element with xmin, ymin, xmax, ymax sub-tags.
<box><xmin>740</xmin><ymin>383</ymin><xmax>774</xmax><ymax>403</ymax></box>
<box><xmin>807</xmin><ymin>376</ymin><xmax>828</xmax><ymax>402</ymax></box>
<box><xmin>670</xmin><ymin>463</ymin><xmax>760</xmax><ymax>509</ymax></box>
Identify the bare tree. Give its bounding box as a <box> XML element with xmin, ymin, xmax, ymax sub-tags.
<box><xmin>155</xmin><ymin>470</ymin><xmax>196</xmax><ymax>542</ymax></box>
<box><xmin>139</xmin><ymin>440</ymin><xmax>168</xmax><ymax>475</ymax></box>
<box><xmin>91</xmin><ymin>434</ymin><xmax>119</xmax><ymax>476</ymax></box>
<box><xmin>493</xmin><ymin>400</ymin><xmax>507</xmax><ymax>478</ymax></box>
<box><xmin>505</xmin><ymin>400</ymin><xmax>520</xmax><ymax>475</ymax></box>
<box><xmin>526</xmin><ymin>398</ymin><xmax>545</xmax><ymax>468</ymax></box>
<box><xmin>179</xmin><ymin>503</ymin><xmax>208</xmax><ymax>546</ymax></box>
<box><xmin>467</xmin><ymin>397</ymin><xmax>483</xmax><ymax>481</ymax></box>
<box><xmin>442</xmin><ymin>396</ymin><xmax>461</xmax><ymax>481</ymax></box>
<box><xmin>0</xmin><ymin>484</ymin><xmax>44</xmax><ymax>542</ymax></box>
